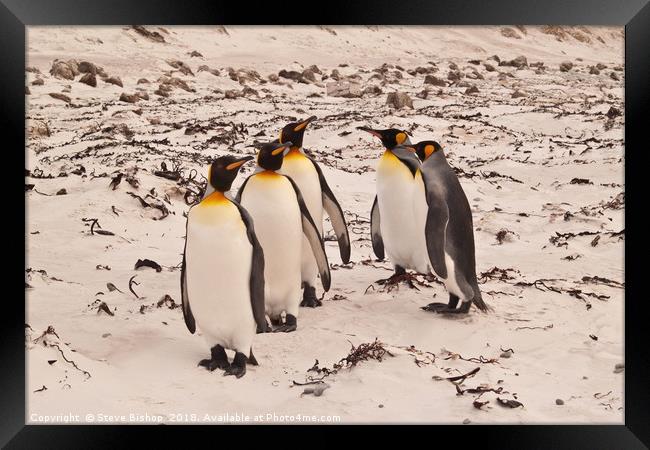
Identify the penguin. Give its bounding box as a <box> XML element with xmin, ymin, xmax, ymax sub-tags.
<box><xmin>276</xmin><ymin>116</ymin><xmax>351</xmax><ymax>308</ymax></box>
<box><xmin>181</xmin><ymin>155</ymin><xmax>268</xmax><ymax>379</ymax></box>
<box><xmin>408</xmin><ymin>140</ymin><xmax>489</xmax><ymax>314</ymax></box>
<box><xmin>357</xmin><ymin>127</ymin><xmax>430</xmax><ymax>280</ymax></box>
<box><xmin>236</xmin><ymin>141</ymin><xmax>331</xmax><ymax>332</ymax></box>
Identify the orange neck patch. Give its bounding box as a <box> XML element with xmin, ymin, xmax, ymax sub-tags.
<box><xmin>202</xmin><ymin>191</ymin><xmax>228</xmax><ymax>205</ymax></box>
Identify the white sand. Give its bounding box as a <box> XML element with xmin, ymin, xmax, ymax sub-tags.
<box><xmin>26</xmin><ymin>26</ymin><xmax>624</xmax><ymax>424</ymax></box>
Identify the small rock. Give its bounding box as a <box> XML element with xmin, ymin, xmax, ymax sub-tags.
<box><xmin>596</xmin><ymin>63</ymin><xmax>607</xmax><ymax>70</ymax></box>
<box><xmin>79</xmin><ymin>73</ymin><xmax>97</xmax><ymax>87</ymax></box>
<box><xmin>416</xmin><ymin>89</ymin><xmax>429</xmax><ymax>99</ymax></box>
<box><xmin>29</xmin><ymin>121</ymin><xmax>50</xmax><ymax>137</ymax></box>
<box><xmin>189</xmin><ymin>50</ymin><xmax>203</xmax><ymax>58</ymax></box>
<box><xmin>488</xmin><ymin>55</ymin><xmax>501</xmax><ymax>63</ymax></box>
<box><xmin>167</xmin><ymin>59</ymin><xmax>194</xmax><ymax>76</ymax></box>
<box><xmin>606</xmin><ymin>106</ymin><xmax>621</xmax><ymax>119</ymax></box>
<box><xmin>56</xmin><ymin>188</ymin><xmax>67</xmax><ymax>196</ymax></box>
<box><xmin>500</xmin><ymin>27</ymin><xmax>521</xmax><ymax>39</ymax></box>
<box><xmin>484</xmin><ymin>63</ymin><xmax>496</xmax><ymax>72</ymax></box>
<box><xmin>301</xmin><ymin>69</ymin><xmax>317</xmax><ymax>83</ymax></box>
<box><xmin>500</xmin><ymin>55</ymin><xmax>528</xmax><ymax>69</ymax></box>
<box><xmin>378</xmin><ymin>404</ymin><xmax>384</xmax><ymax>408</ymax></box>
<box><xmin>447</xmin><ymin>70</ymin><xmax>463</xmax><ymax>81</ymax></box>
<box><xmin>330</xmin><ymin>69</ymin><xmax>341</xmax><ymax>81</ymax></box>
<box><xmin>560</xmin><ymin>61</ymin><xmax>574</xmax><ymax>72</ymax></box>
<box><xmin>609</xmin><ymin>72</ymin><xmax>620</xmax><ymax>81</ymax></box>
<box><xmin>555</xmin><ymin>399</ymin><xmax>564</xmax><ymax>405</ymax></box>
<box><xmin>268</xmin><ymin>73</ymin><xmax>279</xmax><ymax>82</ymax></box>
<box><xmin>135</xmin><ymin>90</ymin><xmax>149</xmax><ymax>101</ymax></box>
<box><xmin>137</xmin><ymin>78</ymin><xmax>150</xmax><ymax>84</ymax></box>
<box><xmin>500</xmin><ymin>351</ymin><xmax>512</xmax><ymax>358</ymax></box>
<box><xmin>362</xmin><ymin>85</ymin><xmax>383</xmax><ymax>96</ymax></box>
<box><xmin>512</xmin><ymin>89</ymin><xmax>528</xmax><ymax>98</ymax></box>
<box><xmin>25</xmin><ymin>86</ymin><xmax>30</xmax><ymax>95</ymax></box>
<box><xmin>385</xmin><ymin>91</ymin><xmax>413</xmax><ymax>109</ymax></box>
<box><xmin>424</xmin><ymin>74</ymin><xmax>446</xmax><ymax>86</ymax></box>
<box><xmin>464</xmin><ymin>85</ymin><xmax>479</xmax><ymax>95</ymax></box>
<box><xmin>31</xmin><ymin>78</ymin><xmax>44</xmax><ymax>86</ymax></box>
<box><xmin>463</xmin><ymin>418</ymin><xmax>471</xmax><ymax>424</ymax></box>
<box><xmin>613</xmin><ymin>363</ymin><xmax>624</xmax><ymax>373</ymax></box>
<box><xmin>49</xmin><ymin>93</ymin><xmax>71</xmax><ymax>103</ymax></box>
<box><xmin>104</xmin><ymin>76</ymin><xmax>123</xmax><ymax>87</ymax></box>
<box><xmin>241</xmin><ymin>86</ymin><xmax>258</xmax><ymax>97</ymax></box>
<box><xmin>49</xmin><ymin>59</ymin><xmax>79</xmax><ymax>80</ymax></box>
<box><xmin>589</xmin><ymin>66</ymin><xmax>600</xmax><ymax>75</ymax></box>
<box><xmin>326</xmin><ymin>81</ymin><xmax>362</xmax><ymax>98</ymax></box>
<box><xmin>308</xmin><ymin>64</ymin><xmax>322</xmax><ymax>74</ymax></box>
<box><xmin>224</xmin><ymin>89</ymin><xmax>242</xmax><ymax>99</ymax></box>
<box><xmin>102</xmin><ymin>333</ymin><xmax>111</xmax><ymax>338</ymax></box>
<box><xmin>278</xmin><ymin>69</ymin><xmax>305</xmax><ymax>82</ymax></box>
<box><xmin>77</xmin><ymin>61</ymin><xmax>100</xmax><ymax>75</ymax></box>
<box><xmin>119</xmin><ymin>93</ymin><xmax>139</xmax><ymax>103</ymax></box>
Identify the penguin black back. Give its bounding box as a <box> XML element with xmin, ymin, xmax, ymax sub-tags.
<box><xmin>279</xmin><ymin>116</ymin><xmax>316</xmax><ymax>149</ymax></box>
<box><xmin>357</xmin><ymin>126</ymin><xmax>410</xmax><ymax>150</ymax></box>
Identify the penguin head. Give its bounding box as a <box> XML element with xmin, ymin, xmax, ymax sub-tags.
<box><xmin>208</xmin><ymin>155</ymin><xmax>254</xmax><ymax>192</ymax></box>
<box><xmin>357</xmin><ymin>126</ymin><xmax>411</xmax><ymax>150</ymax></box>
<box><xmin>254</xmin><ymin>141</ymin><xmax>293</xmax><ymax>171</ymax></box>
<box><xmin>409</xmin><ymin>140</ymin><xmax>444</xmax><ymax>162</ymax></box>
<box><xmin>279</xmin><ymin>115</ymin><xmax>316</xmax><ymax>149</ymax></box>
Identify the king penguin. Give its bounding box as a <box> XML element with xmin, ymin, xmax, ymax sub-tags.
<box><xmin>276</xmin><ymin>116</ymin><xmax>351</xmax><ymax>308</ymax></box>
<box><xmin>409</xmin><ymin>140</ymin><xmax>489</xmax><ymax>314</ymax></box>
<box><xmin>357</xmin><ymin>127</ymin><xmax>430</xmax><ymax>280</ymax></box>
<box><xmin>236</xmin><ymin>141</ymin><xmax>331</xmax><ymax>332</ymax></box>
<box><xmin>181</xmin><ymin>155</ymin><xmax>268</xmax><ymax>379</ymax></box>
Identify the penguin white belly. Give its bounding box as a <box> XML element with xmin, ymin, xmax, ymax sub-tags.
<box><xmin>377</xmin><ymin>151</ymin><xmax>421</xmax><ymax>270</ymax></box>
<box><xmin>412</xmin><ymin>170</ymin><xmax>432</xmax><ymax>274</ymax></box>
<box><xmin>240</xmin><ymin>173</ymin><xmax>303</xmax><ymax>318</ymax></box>
<box><xmin>185</xmin><ymin>200</ymin><xmax>255</xmax><ymax>353</ymax></box>
<box><xmin>279</xmin><ymin>153</ymin><xmax>323</xmax><ymax>285</ymax></box>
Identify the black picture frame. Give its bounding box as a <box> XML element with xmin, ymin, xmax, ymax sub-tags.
<box><xmin>4</xmin><ymin>0</ymin><xmax>648</xmax><ymax>447</ymax></box>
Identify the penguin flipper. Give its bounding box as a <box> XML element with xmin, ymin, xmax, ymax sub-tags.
<box><xmin>370</xmin><ymin>196</ymin><xmax>385</xmax><ymax>260</ymax></box>
<box><xmin>306</xmin><ymin>156</ymin><xmax>351</xmax><ymax>264</ymax></box>
<box><xmin>424</xmin><ymin>192</ymin><xmax>449</xmax><ymax>279</ymax></box>
<box><xmin>234</xmin><ymin>175</ymin><xmax>252</xmax><ymax>204</ymax></box>
<box><xmin>181</xmin><ymin>220</ymin><xmax>196</xmax><ymax>334</ymax></box>
<box><xmin>232</xmin><ymin>200</ymin><xmax>268</xmax><ymax>333</ymax></box>
<box><xmin>283</xmin><ymin>175</ymin><xmax>331</xmax><ymax>292</ymax></box>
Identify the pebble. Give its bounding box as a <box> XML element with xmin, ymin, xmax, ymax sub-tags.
<box><xmin>555</xmin><ymin>398</ymin><xmax>564</xmax><ymax>405</ymax></box>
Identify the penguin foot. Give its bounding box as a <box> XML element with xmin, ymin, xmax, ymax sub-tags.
<box><xmin>257</xmin><ymin>323</ymin><xmax>272</xmax><ymax>333</ymax></box>
<box><xmin>198</xmin><ymin>358</ymin><xmax>230</xmax><ymax>371</ymax></box>
<box><xmin>198</xmin><ymin>344</ymin><xmax>230</xmax><ymax>371</ymax></box>
<box><xmin>224</xmin><ymin>352</ymin><xmax>247</xmax><ymax>378</ymax></box>
<box><xmin>422</xmin><ymin>294</ymin><xmax>460</xmax><ymax>313</ymax></box>
<box><xmin>434</xmin><ymin>301</ymin><xmax>472</xmax><ymax>315</ymax></box>
<box><xmin>273</xmin><ymin>314</ymin><xmax>297</xmax><ymax>333</ymax></box>
<box><xmin>270</xmin><ymin>316</ymin><xmax>283</xmax><ymax>326</ymax></box>
<box><xmin>421</xmin><ymin>302</ymin><xmax>448</xmax><ymax>312</ymax></box>
<box><xmin>300</xmin><ymin>286</ymin><xmax>322</xmax><ymax>308</ymax></box>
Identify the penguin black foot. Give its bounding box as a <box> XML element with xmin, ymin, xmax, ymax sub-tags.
<box><xmin>422</xmin><ymin>294</ymin><xmax>460</xmax><ymax>312</ymax></box>
<box><xmin>434</xmin><ymin>301</ymin><xmax>471</xmax><ymax>315</ymax></box>
<box><xmin>224</xmin><ymin>352</ymin><xmax>247</xmax><ymax>378</ymax></box>
<box><xmin>300</xmin><ymin>285</ymin><xmax>322</xmax><ymax>308</ymax></box>
<box><xmin>257</xmin><ymin>323</ymin><xmax>272</xmax><ymax>333</ymax></box>
<box><xmin>273</xmin><ymin>314</ymin><xmax>297</xmax><ymax>333</ymax></box>
<box><xmin>198</xmin><ymin>344</ymin><xmax>230</xmax><ymax>371</ymax></box>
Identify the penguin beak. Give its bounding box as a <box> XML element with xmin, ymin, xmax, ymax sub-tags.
<box><xmin>293</xmin><ymin>115</ymin><xmax>317</xmax><ymax>132</ymax></box>
<box><xmin>225</xmin><ymin>156</ymin><xmax>254</xmax><ymax>171</ymax></box>
<box><xmin>356</xmin><ymin>126</ymin><xmax>383</xmax><ymax>139</ymax></box>
<box><xmin>271</xmin><ymin>141</ymin><xmax>293</xmax><ymax>155</ymax></box>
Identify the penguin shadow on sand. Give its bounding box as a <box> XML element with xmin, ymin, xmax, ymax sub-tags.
<box><xmin>358</xmin><ymin>127</ymin><xmax>491</xmax><ymax>317</ymax></box>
